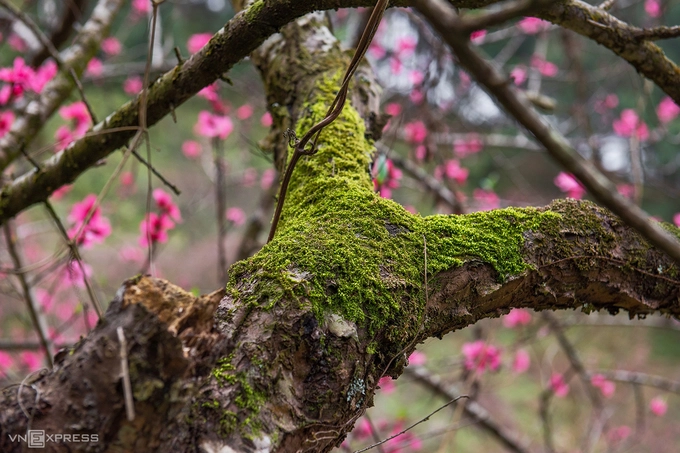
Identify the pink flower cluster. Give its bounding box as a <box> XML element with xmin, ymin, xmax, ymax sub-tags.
<box><xmin>351</xmin><ymin>417</ymin><xmax>423</xmax><ymax>453</ymax></box>
<box><xmin>462</xmin><ymin>340</ymin><xmax>501</xmax><ymax>373</ymax></box>
<box><xmin>517</xmin><ymin>17</ymin><xmax>551</xmax><ymax>34</ymax></box>
<box><xmin>435</xmin><ymin>160</ymin><xmax>468</xmax><ymax>185</ymax></box>
<box><xmin>590</xmin><ymin>374</ymin><xmax>615</xmax><ymax>398</ymax></box>
<box><xmin>473</xmin><ymin>188</ymin><xmax>500</xmax><ymax>211</ymax></box>
<box><xmin>195</xmin><ymin>111</ymin><xmax>233</xmax><ymax>140</ymax></box>
<box><xmin>554</xmin><ymin>172</ymin><xmax>585</xmax><ymax>199</ymax></box>
<box><xmin>0</xmin><ymin>57</ymin><xmax>57</xmax><ymax>104</ymax></box>
<box><xmin>657</xmin><ymin>97</ymin><xmax>680</xmax><ymax>124</ymax></box>
<box><xmin>454</xmin><ymin>134</ymin><xmax>483</xmax><ymax>157</ymax></box>
<box><xmin>613</xmin><ymin>109</ymin><xmax>649</xmax><ymax>140</ymax></box>
<box><xmin>67</xmin><ymin>194</ymin><xmax>112</xmax><ymax>248</ymax></box>
<box><xmin>55</xmin><ymin>101</ymin><xmax>92</xmax><ymax>151</ymax></box>
<box><xmin>549</xmin><ymin>373</ymin><xmax>569</xmax><ymax>397</ymax></box>
<box><xmin>139</xmin><ymin>189</ymin><xmax>181</xmax><ymax>247</ymax></box>
<box><xmin>503</xmin><ymin>308</ymin><xmax>532</xmax><ymax>328</ymax></box>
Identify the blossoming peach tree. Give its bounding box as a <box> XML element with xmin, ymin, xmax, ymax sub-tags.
<box><xmin>0</xmin><ymin>0</ymin><xmax>680</xmax><ymax>452</ymax></box>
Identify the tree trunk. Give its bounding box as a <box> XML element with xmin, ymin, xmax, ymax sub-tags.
<box><xmin>1</xmin><ymin>6</ymin><xmax>679</xmax><ymax>453</ymax></box>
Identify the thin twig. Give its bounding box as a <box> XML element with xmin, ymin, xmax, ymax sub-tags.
<box><xmin>213</xmin><ymin>138</ymin><xmax>228</xmax><ymax>283</ymax></box>
<box><xmin>267</xmin><ymin>0</ymin><xmax>389</xmax><ymax>243</ymax></box>
<box><xmin>116</xmin><ymin>327</ymin><xmax>135</xmax><ymax>421</ymax></box>
<box><xmin>43</xmin><ymin>201</ymin><xmax>103</xmax><ymax>318</ymax></box>
<box><xmin>352</xmin><ymin>396</ymin><xmax>468</xmax><ymax>453</ymax></box>
<box><xmin>3</xmin><ymin>222</ymin><xmax>54</xmax><ymax>368</ymax></box>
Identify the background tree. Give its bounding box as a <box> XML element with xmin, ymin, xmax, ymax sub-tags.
<box><xmin>0</xmin><ymin>0</ymin><xmax>679</xmax><ymax>452</ymax></box>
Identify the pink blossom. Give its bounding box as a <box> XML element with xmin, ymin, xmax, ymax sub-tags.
<box><xmin>8</xmin><ymin>34</ymin><xmax>27</xmax><ymax>51</ymax></box>
<box><xmin>649</xmin><ymin>397</ymin><xmax>667</xmax><ymax>416</ymax></box>
<box><xmin>242</xmin><ymin>167</ymin><xmax>257</xmax><ymax>187</ymax></box>
<box><xmin>86</xmin><ymin>58</ymin><xmax>103</xmax><ymax>77</ymax></box>
<box><xmin>607</xmin><ymin>425</ymin><xmax>631</xmax><ymax>444</ymax></box>
<box><xmin>454</xmin><ymin>134</ymin><xmax>483</xmax><ymax>157</ymax></box>
<box><xmin>604</xmin><ymin>94</ymin><xmax>619</xmax><ymax>109</ymax></box>
<box><xmin>260</xmin><ymin>111</ymin><xmax>273</xmax><ymax>127</ymax></box>
<box><xmin>656</xmin><ymin>97</ymin><xmax>680</xmax><ymax>124</ymax></box>
<box><xmin>415</xmin><ymin>145</ymin><xmax>427</xmax><ymax>161</ymax></box>
<box><xmin>35</xmin><ymin>287</ymin><xmax>53</xmax><ymax>310</ymax></box>
<box><xmin>182</xmin><ymin>140</ymin><xmax>202</xmax><ymax>159</ymax></box>
<box><xmin>132</xmin><ymin>0</ymin><xmax>151</xmax><ymax>15</ymax></box>
<box><xmin>195</xmin><ymin>111</ymin><xmax>233</xmax><ymax>140</ymax></box>
<box><xmin>395</xmin><ymin>36</ymin><xmax>417</xmax><ymax>56</ymax></box>
<box><xmin>50</xmin><ymin>184</ymin><xmax>72</xmax><ymax>200</ymax></box>
<box><xmin>20</xmin><ymin>351</ymin><xmax>42</xmax><ymax>371</ymax></box>
<box><xmin>139</xmin><ymin>212</ymin><xmax>175</xmax><ymax>247</ymax></box>
<box><xmin>441</xmin><ymin>159</ymin><xmax>468</xmax><ymax>185</ymax></box>
<box><xmin>368</xmin><ymin>42</ymin><xmax>385</xmax><ymax>60</ymax></box>
<box><xmin>408</xmin><ymin>351</ymin><xmax>427</xmax><ymax>366</ymax></box>
<box><xmin>645</xmin><ymin>0</ymin><xmax>661</xmax><ymax>17</ymax></box>
<box><xmin>59</xmin><ymin>101</ymin><xmax>91</xmax><ymax>136</ymax></box>
<box><xmin>30</xmin><ymin>60</ymin><xmax>57</xmax><ymax>93</ymax></box>
<box><xmin>385</xmin><ymin>102</ymin><xmax>402</xmax><ymax>116</ymax></box>
<box><xmin>591</xmin><ymin>374</ymin><xmax>616</xmax><ymax>398</ymax></box>
<box><xmin>554</xmin><ymin>172</ymin><xmax>585</xmax><ymax>199</ymax></box>
<box><xmin>512</xmin><ymin>349</ymin><xmax>530</xmax><ymax>374</ymax></box>
<box><xmin>0</xmin><ymin>111</ymin><xmax>14</xmax><ymax>138</ymax></box>
<box><xmin>674</xmin><ymin>213</ymin><xmax>680</xmax><ymax>227</ymax></box>
<box><xmin>187</xmin><ymin>33</ymin><xmax>212</xmax><ymax>54</ymax></box>
<box><xmin>153</xmin><ymin>188</ymin><xmax>181</xmax><ymax>222</ymax></box>
<box><xmin>236</xmin><ymin>104</ymin><xmax>254</xmax><ymax>120</ymax></box>
<box><xmin>404</xmin><ymin>121</ymin><xmax>427</xmax><ymax>144</ymax></box>
<box><xmin>54</xmin><ymin>125</ymin><xmax>74</xmax><ymax>151</ymax></box>
<box><xmin>510</xmin><ymin>66</ymin><xmax>527</xmax><ymax>86</ymax></box>
<box><xmin>612</xmin><ymin>109</ymin><xmax>649</xmax><ymax>140</ymax></box>
<box><xmin>409</xmin><ymin>89</ymin><xmax>424</xmax><ymax>105</ymax></box>
<box><xmin>503</xmin><ymin>308</ymin><xmax>532</xmax><ymax>328</ymax></box>
<box><xmin>518</xmin><ymin>17</ymin><xmax>550</xmax><ymax>34</ymax></box>
<box><xmin>462</xmin><ymin>340</ymin><xmax>501</xmax><ymax>373</ymax></box>
<box><xmin>390</xmin><ymin>57</ymin><xmax>402</xmax><ymax>75</ymax></box>
<box><xmin>0</xmin><ymin>351</ymin><xmax>14</xmax><ymax>375</ymax></box>
<box><xmin>378</xmin><ymin>376</ymin><xmax>395</xmax><ymax>393</ymax></box>
<box><xmin>67</xmin><ymin>194</ymin><xmax>112</xmax><ymax>248</ymax></box>
<box><xmin>123</xmin><ymin>76</ymin><xmax>143</xmax><ymax>95</ymax></box>
<box><xmin>409</xmin><ymin>70</ymin><xmax>424</xmax><ymax>85</ymax></box>
<box><xmin>261</xmin><ymin>168</ymin><xmax>277</xmax><ymax>190</ymax></box>
<box><xmin>0</xmin><ymin>57</ymin><xmax>34</xmax><ymax>96</ymax></box>
<box><xmin>616</xmin><ymin>184</ymin><xmax>635</xmax><ymax>199</ymax></box>
<box><xmin>549</xmin><ymin>373</ymin><xmax>570</xmax><ymax>397</ymax></box>
<box><xmin>470</xmin><ymin>29</ymin><xmax>487</xmax><ymax>44</ymax></box>
<box><xmin>353</xmin><ymin>418</ymin><xmax>374</xmax><ymax>440</ymax></box>
<box><xmin>101</xmin><ymin>37</ymin><xmax>122</xmax><ymax>56</ymax></box>
<box><xmin>531</xmin><ymin>55</ymin><xmax>558</xmax><ymax>77</ymax></box>
<box><xmin>198</xmin><ymin>83</ymin><xmax>220</xmax><ymax>103</ymax></box>
<box><xmin>226</xmin><ymin>207</ymin><xmax>246</xmax><ymax>226</ymax></box>
<box><xmin>385</xmin><ymin>421</ymin><xmax>423</xmax><ymax>452</ymax></box>
<box><xmin>120</xmin><ymin>171</ymin><xmax>134</xmax><ymax>186</ymax></box>
<box><xmin>473</xmin><ymin>188</ymin><xmax>500</xmax><ymax>211</ymax></box>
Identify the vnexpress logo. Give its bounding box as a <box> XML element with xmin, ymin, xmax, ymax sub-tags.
<box><xmin>28</xmin><ymin>430</ymin><xmax>44</xmax><ymax>448</ymax></box>
<box><xmin>8</xmin><ymin>430</ymin><xmax>99</xmax><ymax>448</ymax></box>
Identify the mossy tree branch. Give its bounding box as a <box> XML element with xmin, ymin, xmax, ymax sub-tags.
<box><xmin>2</xmin><ymin>5</ymin><xmax>680</xmax><ymax>452</ymax></box>
<box><xmin>2</xmin><ymin>0</ymin><xmax>680</xmax><ymax>223</ymax></box>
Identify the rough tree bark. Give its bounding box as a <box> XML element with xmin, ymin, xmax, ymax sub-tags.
<box><xmin>1</xmin><ymin>3</ymin><xmax>680</xmax><ymax>453</ymax></box>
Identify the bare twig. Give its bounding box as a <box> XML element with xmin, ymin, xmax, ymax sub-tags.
<box><xmin>353</xmin><ymin>396</ymin><xmax>468</xmax><ymax>453</ymax></box>
<box><xmin>213</xmin><ymin>138</ymin><xmax>228</xmax><ymax>283</ymax></box>
<box><xmin>116</xmin><ymin>327</ymin><xmax>135</xmax><ymax>421</ymax></box>
<box><xmin>404</xmin><ymin>367</ymin><xmax>530</xmax><ymax>453</ymax></box>
<box><xmin>3</xmin><ymin>222</ymin><xmax>53</xmax><ymax>368</ymax></box>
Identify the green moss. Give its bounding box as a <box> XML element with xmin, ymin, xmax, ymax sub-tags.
<box><xmin>226</xmin><ymin>72</ymin><xmax>562</xmax><ymax>341</ymax></box>
<box><xmin>244</xmin><ymin>0</ymin><xmax>264</xmax><ymax>23</ymax></box>
<box><xmin>210</xmin><ymin>355</ymin><xmax>265</xmax><ymax>438</ymax></box>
